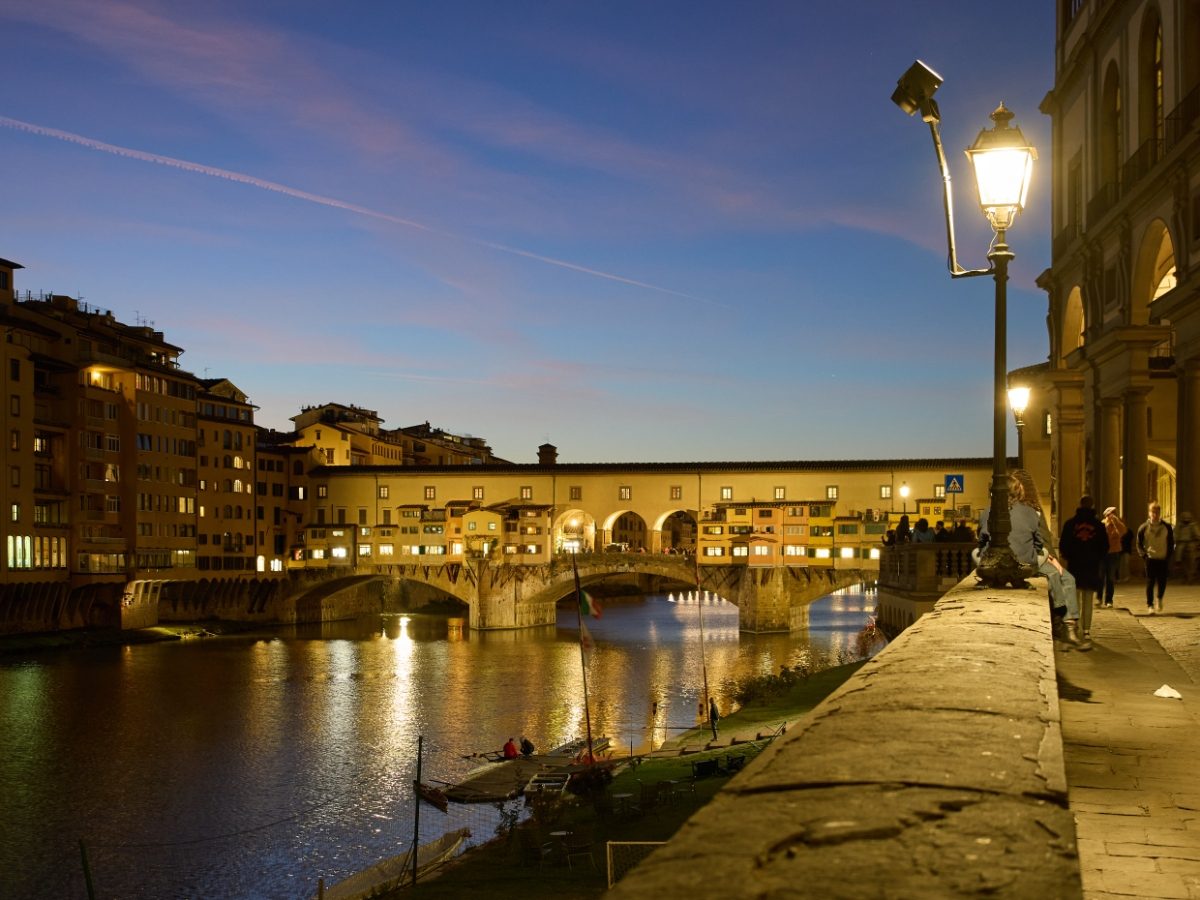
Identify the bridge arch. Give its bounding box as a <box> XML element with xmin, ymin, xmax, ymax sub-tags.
<box><xmin>551</xmin><ymin>508</ymin><xmax>596</xmax><ymax>554</ymax></box>
<box><xmin>652</xmin><ymin>507</ymin><xmax>698</xmax><ymax>554</ymax></box>
<box><xmin>600</xmin><ymin>509</ymin><xmax>649</xmax><ymax>551</ymax></box>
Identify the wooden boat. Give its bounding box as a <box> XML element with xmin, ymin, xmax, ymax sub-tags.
<box><xmin>318</xmin><ymin>828</ymin><xmax>470</xmax><ymax>899</ymax></box>
<box><xmin>414</xmin><ymin>780</ymin><xmax>449</xmax><ymax>813</ymax></box>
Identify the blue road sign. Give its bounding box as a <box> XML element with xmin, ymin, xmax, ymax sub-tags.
<box><xmin>945</xmin><ymin>474</ymin><xmax>964</xmax><ymax>494</ymax></box>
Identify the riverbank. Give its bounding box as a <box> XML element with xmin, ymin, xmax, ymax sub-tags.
<box><xmin>374</xmin><ymin>659</ymin><xmax>867</xmax><ymax>899</ymax></box>
<box><xmin>0</xmin><ymin>610</ymin><xmax>464</xmax><ymax>657</ymax></box>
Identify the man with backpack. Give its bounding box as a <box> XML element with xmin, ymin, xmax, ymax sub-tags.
<box><xmin>1059</xmin><ymin>496</ymin><xmax>1110</xmax><ymax>640</ymax></box>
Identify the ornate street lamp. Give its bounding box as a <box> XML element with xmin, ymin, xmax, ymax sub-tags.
<box><xmin>892</xmin><ymin>61</ymin><xmax>1037</xmax><ymax>587</ymax></box>
<box><xmin>899</xmin><ymin>482</ymin><xmax>910</xmax><ymax>515</ymax></box>
<box><xmin>1007</xmin><ymin>385</ymin><xmax>1031</xmax><ymax>470</ymax></box>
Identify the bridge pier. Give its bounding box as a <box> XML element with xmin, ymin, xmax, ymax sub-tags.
<box><xmin>701</xmin><ymin>566</ymin><xmax>866</xmax><ymax>633</ymax></box>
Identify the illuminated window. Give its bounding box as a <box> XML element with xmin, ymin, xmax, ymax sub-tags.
<box><xmin>784</xmin><ymin>545</ymin><xmax>804</xmax><ymax>556</ymax></box>
<box><xmin>732</xmin><ymin>545</ymin><xmax>748</xmax><ymax>557</ymax></box>
<box><xmin>331</xmin><ymin>546</ymin><xmax>348</xmax><ymax>558</ymax></box>
<box><xmin>311</xmin><ymin>548</ymin><xmax>325</xmax><ymax>559</ymax></box>
<box><xmin>473</xmin><ymin>486</ymin><xmax>484</xmax><ymax>500</ymax></box>
<box><xmin>774</xmin><ymin>487</ymin><xmax>785</xmax><ymax>500</ymax></box>
<box><xmin>424</xmin><ymin>486</ymin><xmax>436</xmax><ymax>500</ymax></box>
<box><xmin>619</xmin><ymin>486</ymin><xmax>632</xmax><ymax>501</ymax></box>
<box><xmin>358</xmin><ymin>545</ymin><xmax>372</xmax><ymax>556</ymax></box>
<box><xmin>378</xmin><ymin>485</ymin><xmax>389</xmax><ymax>499</ymax></box>
<box><xmin>934</xmin><ymin>485</ymin><xmax>945</xmax><ymax>499</ymax></box>
<box><xmin>720</xmin><ymin>486</ymin><xmax>733</xmax><ymax>500</ymax></box>
<box><xmin>519</xmin><ymin>485</ymin><xmax>533</xmax><ymax>500</ymax></box>
<box><xmin>753</xmin><ymin>545</ymin><xmax>770</xmax><ymax>556</ymax></box>
<box><xmin>880</xmin><ymin>485</ymin><xmax>892</xmax><ymax>499</ymax></box>
<box><xmin>826</xmin><ymin>486</ymin><xmax>839</xmax><ymax>501</ymax></box>
<box><xmin>703</xmin><ymin>546</ymin><xmax>726</xmax><ymax>557</ymax></box>
<box><xmin>569</xmin><ymin>486</ymin><xmax>582</xmax><ymax>501</ymax></box>
<box><xmin>379</xmin><ymin>544</ymin><xmax>394</xmax><ymax>556</ymax></box>
<box><xmin>815</xmin><ymin>548</ymin><xmax>831</xmax><ymax>558</ymax></box>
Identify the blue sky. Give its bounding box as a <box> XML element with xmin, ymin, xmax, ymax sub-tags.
<box><xmin>0</xmin><ymin>0</ymin><xmax>1055</xmax><ymax>463</ymax></box>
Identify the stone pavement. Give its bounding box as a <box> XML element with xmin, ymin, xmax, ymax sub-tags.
<box><xmin>1056</xmin><ymin>580</ymin><xmax>1200</xmax><ymax>899</ymax></box>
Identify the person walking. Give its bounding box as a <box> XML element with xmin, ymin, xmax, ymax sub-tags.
<box><xmin>1100</xmin><ymin>506</ymin><xmax>1128</xmax><ymax>608</ymax></box>
<box><xmin>709</xmin><ymin>696</ymin><xmax>720</xmax><ymax>740</ymax></box>
<box><xmin>1136</xmin><ymin>502</ymin><xmax>1175</xmax><ymax>614</ymax></box>
<box><xmin>1059</xmin><ymin>495</ymin><xmax>1109</xmax><ymax>639</ymax></box>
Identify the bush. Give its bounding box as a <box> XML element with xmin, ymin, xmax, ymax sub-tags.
<box><xmin>732</xmin><ymin>661</ymin><xmax>813</xmax><ymax>706</ymax></box>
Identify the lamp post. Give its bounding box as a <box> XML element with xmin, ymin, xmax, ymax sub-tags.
<box><xmin>899</xmin><ymin>482</ymin><xmax>910</xmax><ymax>515</ymax></box>
<box><xmin>1007</xmin><ymin>385</ymin><xmax>1031</xmax><ymax>470</ymax></box>
<box><xmin>893</xmin><ymin>61</ymin><xmax>1036</xmax><ymax>588</ymax></box>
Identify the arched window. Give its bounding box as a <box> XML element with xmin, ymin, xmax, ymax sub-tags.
<box><xmin>1099</xmin><ymin>63</ymin><xmax>1122</xmax><ymax>188</ymax></box>
<box><xmin>1138</xmin><ymin>9</ymin><xmax>1164</xmax><ymax>148</ymax></box>
<box><xmin>233</xmin><ymin>455</ymin><xmax>243</xmax><ymax>470</ymax></box>
<box><xmin>233</xmin><ymin>479</ymin><xmax>243</xmax><ymax>494</ymax></box>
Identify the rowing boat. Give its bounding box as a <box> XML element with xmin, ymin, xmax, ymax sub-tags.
<box><xmin>317</xmin><ymin>827</ymin><xmax>470</xmax><ymax>899</ymax></box>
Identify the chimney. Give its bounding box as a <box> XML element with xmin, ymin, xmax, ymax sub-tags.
<box><xmin>537</xmin><ymin>443</ymin><xmax>558</xmax><ymax>466</ymax></box>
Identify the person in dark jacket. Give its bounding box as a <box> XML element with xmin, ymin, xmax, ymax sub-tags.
<box><xmin>1059</xmin><ymin>496</ymin><xmax>1110</xmax><ymax>639</ymax></box>
<box><xmin>894</xmin><ymin>515</ymin><xmax>912</xmax><ymax>543</ymax></box>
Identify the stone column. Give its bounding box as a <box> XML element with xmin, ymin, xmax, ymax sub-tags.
<box><xmin>1098</xmin><ymin>398</ymin><xmax>1123</xmax><ymax>512</ymax></box>
<box><xmin>1122</xmin><ymin>389</ymin><xmax>1150</xmax><ymax>526</ymax></box>
<box><xmin>1056</xmin><ymin>406</ymin><xmax>1086</xmax><ymax>528</ymax></box>
<box><xmin>1177</xmin><ymin>358</ymin><xmax>1200</xmax><ymax>517</ymax></box>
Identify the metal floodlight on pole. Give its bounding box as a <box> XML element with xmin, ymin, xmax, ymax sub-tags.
<box><xmin>892</xmin><ymin>60</ymin><xmax>1037</xmax><ymax>588</ymax></box>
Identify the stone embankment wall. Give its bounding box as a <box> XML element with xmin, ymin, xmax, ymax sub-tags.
<box><xmin>611</xmin><ymin>581</ymin><xmax>1082</xmax><ymax>899</ymax></box>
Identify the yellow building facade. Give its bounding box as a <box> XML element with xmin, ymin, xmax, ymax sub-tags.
<box><xmin>1032</xmin><ymin>0</ymin><xmax>1200</xmax><ymax>529</ymax></box>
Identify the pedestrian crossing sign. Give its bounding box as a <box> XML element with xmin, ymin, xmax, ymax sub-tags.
<box><xmin>945</xmin><ymin>475</ymin><xmax>964</xmax><ymax>494</ymax></box>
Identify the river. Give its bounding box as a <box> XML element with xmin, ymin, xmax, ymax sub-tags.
<box><xmin>0</xmin><ymin>586</ymin><xmax>879</xmax><ymax>899</ymax></box>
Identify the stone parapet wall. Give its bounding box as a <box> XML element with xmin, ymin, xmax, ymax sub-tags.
<box><xmin>611</xmin><ymin>581</ymin><xmax>1082</xmax><ymax>898</ymax></box>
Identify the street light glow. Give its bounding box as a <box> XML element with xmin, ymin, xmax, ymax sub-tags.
<box><xmin>965</xmin><ymin>104</ymin><xmax>1036</xmax><ymax>231</ymax></box>
<box><xmin>1007</xmin><ymin>386</ymin><xmax>1031</xmax><ymax>418</ymax></box>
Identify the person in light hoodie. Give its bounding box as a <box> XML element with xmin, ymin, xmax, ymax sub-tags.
<box><xmin>1136</xmin><ymin>502</ymin><xmax>1175</xmax><ymax>614</ymax></box>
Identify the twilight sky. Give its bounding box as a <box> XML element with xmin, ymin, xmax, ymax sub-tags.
<box><xmin>0</xmin><ymin>0</ymin><xmax>1056</xmax><ymax>463</ymax></box>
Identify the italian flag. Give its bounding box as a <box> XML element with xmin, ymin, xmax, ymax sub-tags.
<box><xmin>579</xmin><ymin>589</ymin><xmax>603</xmax><ymax>618</ymax></box>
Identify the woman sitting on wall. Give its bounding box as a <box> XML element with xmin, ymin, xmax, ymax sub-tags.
<box><xmin>977</xmin><ymin>469</ymin><xmax>1088</xmax><ymax>650</ymax></box>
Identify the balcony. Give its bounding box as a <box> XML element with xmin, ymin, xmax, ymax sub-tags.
<box><xmin>1086</xmin><ymin>180</ymin><xmax>1120</xmax><ymax>226</ymax></box>
<box><xmin>1122</xmin><ymin>137</ymin><xmax>1164</xmax><ymax>194</ymax></box>
<box><xmin>1166</xmin><ymin>84</ymin><xmax>1200</xmax><ymax>151</ymax></box>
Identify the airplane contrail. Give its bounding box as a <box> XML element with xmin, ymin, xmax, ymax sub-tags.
<box><xmin>1</xmin><ymin>114</ymin><xmax>714</xmax><ymax>304</ymax></box>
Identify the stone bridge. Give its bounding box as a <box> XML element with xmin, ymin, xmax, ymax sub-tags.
<box><xmin>369</xmin><ymin>552</ymin><xmax>870</xmax><ymax>632</ymax></box>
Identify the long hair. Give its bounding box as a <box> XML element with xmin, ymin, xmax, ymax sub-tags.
<box><xmin>1009</xmin><ymin>468</ymin><xmax>1045</xmax><ymax>519</ymax></box>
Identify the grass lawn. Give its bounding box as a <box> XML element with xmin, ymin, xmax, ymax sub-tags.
<box><xmin>378</xmin><ymin>660</ymin><xmax>866</xmax><ymax>899</ymax></box>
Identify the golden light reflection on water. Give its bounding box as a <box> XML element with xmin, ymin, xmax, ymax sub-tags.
<box><xmin>0</xmin><ymin>588</ymin><xmax>878</xmax><ymax>899</ymax></box>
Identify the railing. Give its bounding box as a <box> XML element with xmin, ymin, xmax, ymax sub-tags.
<box><xmin>1122</xmin><ymin>137</ymin><xmax>1164</xmax><ymax>194</ymax></box>
<box><xmin>1063</xmin><ymin>0</ymin><xmax>1086</xmax><ymax>28</ymax></box>
<box><xmin>877</xmin><ymin>542</ymin><xmax>976</xmax><ymax>593</ymax></box>
<box><xmin>1086</xmin><ymin>180</ymin><xmax>1120</xmax><ymax>226</ymax></box>
<box><xmin>1166</xmin><ymin>83</ymin><xmax>1200</xmax><ymax>150</ymax></box>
